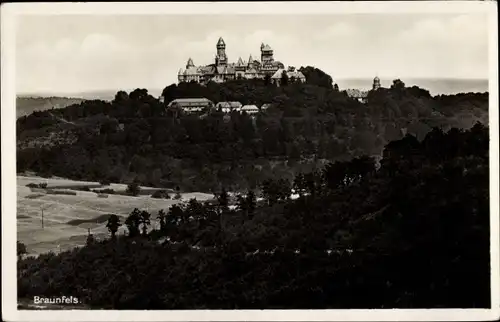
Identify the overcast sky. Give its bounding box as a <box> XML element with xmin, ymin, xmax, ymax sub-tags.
<box><xmin>16</xmin><ymin>13</ymin><xmax>489</xmax><ymax>95</ymax></box>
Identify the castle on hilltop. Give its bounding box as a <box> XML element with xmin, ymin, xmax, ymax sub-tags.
<box><xmin>178</xmin><ymin>37</ymin><xmax>306</xmax><ymax>85</ymax></box>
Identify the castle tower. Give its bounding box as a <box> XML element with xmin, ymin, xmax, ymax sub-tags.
<box><xmin>247</xmin><ymin>54</ymin><xmax>254</xmax><ymax>67</ymax></box>
<box><xmin>186</xmin><ymin>58</ymin><xmax>195</xmax><ymax>69</ymax></box>
<box><xmin>215</xmin><ymin>37</ymin><xmax>227</xmax><ymax>66</ymax></box>
<box><xmin>261</xmin><ymin>43</ymin><xmax>274</xmax><ymax>63</ymax></box>
<box><xmin>373</xmin><ymin>76</ymin><xmax>381</xmax><ymax>90</ymax></box>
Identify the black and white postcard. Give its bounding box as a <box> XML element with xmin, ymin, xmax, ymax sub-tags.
<box><xmin>1</xmin><ymin>1</ymin><xmax>499</xmax><ymax>321</ymax></box>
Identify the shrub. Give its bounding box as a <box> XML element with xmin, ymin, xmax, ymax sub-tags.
<box><xmin>92</xmin><ymin>188</ymin><xmax>115</xmax><ymax>194</ymax></box>
<box><xmin>46</xmin><ymin>190</ymin><xmax>77</xmax><ymax>195</ymax></box>
<box><xmin>151</xmin><ymin>190</ymin><xmax>171</xmax><ymax>199</ymax></box>
<box><xmin>99</xmin><ymin>179</ymin><xmax>111</xmax><ymax>186</ymax></box>
<box><xmin>126</xmin><ymin>182</ymin><xmax>141</xmax><ymax>196</ymax></box>
<box><xmin>26</xmin><ymin>182</ymin><xmax>48</xmax><ymax>189</ymax></box>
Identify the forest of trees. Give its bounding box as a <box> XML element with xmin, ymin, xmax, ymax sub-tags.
<box><xmin>17</xmin><ymin>123</ymin><xmax>490</xmax><ymax>309</ymax></box>
<box><xmin>16</xmin><ymin>72</ymin><xmax>488</xmax><ymax>193</ymax></box>
<box><xmin>15</xmin><ymin>67</ymin><xmax>491</xmax><ymax>309</ymax></box>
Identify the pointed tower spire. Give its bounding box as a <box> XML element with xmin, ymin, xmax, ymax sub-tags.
<box><xmin>186</xmin><ymin>57</ymin><xmax>194</xmax><ymax>69</ymax></box>
<box><xmin>217</xmin><ymin>37</ymin><xmax>225</xmax><ymax>48</ymax></box>
<box><xmin>248</xmin><ymin>54</ymin><xmax>253</xmax><ymax>67</ymax></box>
<box><xmin>237</xmin><ymin>57</ymin><xmax>244</xmax><ymax>66</ymax></box>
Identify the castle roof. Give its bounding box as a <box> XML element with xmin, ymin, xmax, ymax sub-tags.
<box><xmin>184</xmin><ymin>66</ymin><xmax>201</xmax><ymax>76</ymax></box>
<box><xmin>245</xmin><ymin>67</ymin><xmax>259</xmax><ymax>74</ymax></box>
<box><xmin>271</xmin><ymin>68</ymin><xmax>286</xmax><ymax>79</ymax></box>
<box><xmin>237</xmin><ymin>57</ymin><xmax>244</xmax><ymax>66</ymax></box>
<box><xmin>217</xmin><ymin>37</ymin><xmax>225</xmax><ymax>47</ymax></box>
<box><xmin>287</xmin><ymin>70</ymin><xmax>306</xmax><ymax>80</ymax></box>
<box><xmin>200</xmin><ymin>65</ymin><xmax>215</xmax><ymax>74</ymax></box>
<box><xmin>215</xmin><ymin>65</ymin><xmax>235</xmax><ymax>75</ymax></box>
<box><xmin>261</xmin><ymin>44</ymin><xmax>272</xmax><ymax>51</ymax></box>
<box><xmin>186</xmin><ymin>57</ymin><xmax>194</xmax><ymax>67</ymax></box>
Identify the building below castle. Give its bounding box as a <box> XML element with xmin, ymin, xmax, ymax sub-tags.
<box><xmin>178</xmin><ymin>37</ymin><xmax>305</xmax><ymax>85</ymax></box>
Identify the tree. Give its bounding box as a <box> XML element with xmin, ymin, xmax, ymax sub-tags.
<box><xmin>391</xmin><ymin>79</ymin><xmax>406</xmax><ymax>91</ymax></box>
<box><xmin>303</xmin><ymin>171</ymin><xmax>322</xmax><ymax>196</ymax></box>
<box><xmin>106</xmin><ymin>214</ymin><xmax>122</xmax><ymax>239</ymax></box>
<box><xmin>217</xmin><ymin>187</ymin><xmax>229</xmax><ymax>210</ymax></box>
<box><xmin>261</xmin><ymin>179</ymin><xmax>286</xmax><ymax>205</ymax></box>
<box><xmin>100</xmin><ymin>178</ymin><xmax>112</xmax><ymax>186</ymax></box>
<box><xmin>280</xmin><ymin>71</ymin><xmax>289</xmax><ymax>86</ymax></box>
<box><xmin>157</xmin><ymin>209</ymin><xmax>167</xmax><ymax>232</ymax></box>
<box><xmin>277</xmin><ymin>178</ymin><xmax>292</xmax><ymax>201</ymax></box>
<box><xmin>17</xmin><ymin>241</ymin><xmax>27</xmax><ymax>260</ymax></box>
<box><xmin>298</xmin><ymin>66</ymin><xmax>333</xmax><ymax>88</ymax></box>
<box><xmin>174</xmin><ymin>186</ymin><xmax>182</xmax><ymax>200</ymax></box>
<box><xmin>288</xmin><ymin>143</ymin><xmax>301</xmax><ymax>163</ymax></box>
<box><xmin>264</xmin><ymin>74</ymin><xmax>272</xmax><ymax>86</ymax></box>
<box><xmin>125</xmin><ymin>208</ymin><xmax>141</xmax><ymax>238</ymax></box>
<box><xmin>185</xmin><ymin>198</ymin><xmax>204</xmax><ymax>222</ymax></box>
<box><xmin>113</xmin><ymin>90</ymin><xmax>129</xmax><ymax>104</ymax></box>
<box><xmin>86</xmin><ymin>228</ymin><xmax>95</xmax><ymax>246</ymax></box>
<box><xmin>236</xmin><ymin>194</ymin><xmax>248</xmax><ymax>214</ymax></box>
<box><xmin>126</xmin><ymin>181</ymin><xmax>141</xmax><ymax>196</ymax></box>
<box><xmin>169</xmin><ymin>204</ymin><xmax>185</xmax><ymax>226</ymax></box>
<box><xmin>246</xmin><ymin>190</ymin><xmax>257</xmax><ymax>216</ymax></box>
<box><xmin>293</xmin><ymin>172</ymin><xmax>307</xmax><ymax>197</ymax></box>
<box><xmin>323</xmin><ymin>161</ymin><xmax>348</xmax><ymax>190</ymax></box>
<box><xmin>152</xmin><ymin>190</ymin><xmax>170</xmax><ymax>199</ymax></box>
<box><xmin>140</xmin><ymin>210</ymin><xmax>151</xmax><ymax>236</ymax></box>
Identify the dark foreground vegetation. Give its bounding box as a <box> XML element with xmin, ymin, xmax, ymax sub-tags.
<box><xmin>18</xmin><ymin>123</ymin><xmax>490</xmax><ymax>309</ymax></box>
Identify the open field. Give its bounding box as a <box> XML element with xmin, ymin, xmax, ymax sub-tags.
<box><xmin>17</xmin><ymin>175</ymin><xmax>214</xmax><ymax>256</ymax></box>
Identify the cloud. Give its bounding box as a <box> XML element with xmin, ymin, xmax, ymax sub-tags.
<box><xmin>317</xmin><ymin>22</ymin><xmax>358</xmax><ymax>40</ymax></box>
<box><xmin>396</xmin><ymin>14</ymin><xmax>487</xmax><ymax>48</ymax></box>
<box><xmin>80</xmin><ymin>34</ymin><xmax>130</xmax><ymax>57</ymax></box>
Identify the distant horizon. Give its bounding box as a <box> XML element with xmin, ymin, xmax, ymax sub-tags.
<box><xmin>16</xmin><ymin>77</ymin><xmax>490</xmax><ymax>100</ymax></box>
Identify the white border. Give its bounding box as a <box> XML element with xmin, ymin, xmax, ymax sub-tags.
<box><xmin>1</xmin><ymin>2</ymin><xmax>499</xmax><ymax>321</ymax></box>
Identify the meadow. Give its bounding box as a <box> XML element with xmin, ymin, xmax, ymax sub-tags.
<box><xmin>17</xmin><ymin>175</ymin><xmax>214</xmax><ymax>256</ymax></box>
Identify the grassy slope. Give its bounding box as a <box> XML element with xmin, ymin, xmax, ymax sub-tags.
<box><xmin>17</xmin><ymin>175</ymin><xmax>214</xmax><ymax>256</ymax></box>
